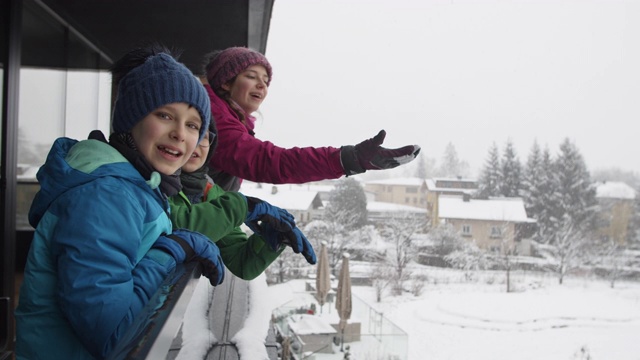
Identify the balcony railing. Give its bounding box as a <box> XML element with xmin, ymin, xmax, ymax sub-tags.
<box><xmin>106</xmin><ymin>262</ymin><xmax>201</xmax><ymax>360</ymax></box>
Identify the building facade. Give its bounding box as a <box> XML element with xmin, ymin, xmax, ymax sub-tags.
<box><xmin>364</xmin><ymin>177</ymin><xmax>428</xmax><ymax>208</ymax></box>
<box><xmin>595</xmin><ymin>181</ymin><xmax>637</xmax><ymax>245</ymax></box>
<box><xmin>437</xmin><ymin>195</ymin><xmax>536</xmax><ymax>255</ymax></box>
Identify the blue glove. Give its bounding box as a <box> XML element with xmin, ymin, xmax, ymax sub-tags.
<box><xmin>153</xmin><ymin>229</ymin><xmax>225</xmax><ymax>286</ymax></box>
<box><xmin>262</xmin><ymin>224</ymin><xmax>317</xmax><ymax>265</ymax></box>
<box><xmin>244</xmin><ymin>196</ymin><xmax>296</xmax><ymax>235</ymax></box>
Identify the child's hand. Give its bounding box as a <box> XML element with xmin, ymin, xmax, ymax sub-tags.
<box><xmin>262</xmin><ymin>224</ymin><xmax>317</xmax><ymax>265</ymax></box>
<box><xmin>153</xmin><ymin>229</ymin><xmax>225</xmax><ymax>285</ymax></box>
<box><xmin>341</xmin><ymin>130</ymin><xmax>421</xmax><ymax>175</ymax></box>
<box><xmin>244</xmin><ymin>196</ymin><xmax>296</xmax><ymax>234</ymax></box>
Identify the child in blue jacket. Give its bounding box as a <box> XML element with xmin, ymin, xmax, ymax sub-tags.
<box><xmin>16</xmin><ymin>46</ymin><xmax>223</xmax><ymax>359</ymax></box>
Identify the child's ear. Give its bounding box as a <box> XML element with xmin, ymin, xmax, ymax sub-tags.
<box><xmin>222</xmin><ymin>82</ymin><xmax>231</xmax><ymax>91</ymax></box>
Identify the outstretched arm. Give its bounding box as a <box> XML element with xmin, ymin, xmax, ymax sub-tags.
<box><xmin>168</xmin><ymin>190</ymin><xmax>247</xmax><ymax>241</ymax></box>
<box><xmin>216</xmin><ymin>227</ymin><xmax>283</xmax><ymax>280</ymax></box>
<box><xmin>208</xmin><ymin>88</ymin><xmax>420</xmax><ymax>182</ymax></box>
<box><xmin>207</xmin><ymin>85</ymin><xmax>345</xmax><ymax>184</ymax></box>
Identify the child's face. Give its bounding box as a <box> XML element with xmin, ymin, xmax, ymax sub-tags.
<box><xmin>223</xmin><ymin>64</ymin><xmax>269</xmax><ymax>114</ymax></box>
<box><xmin>131</xmin><ymin>103</ymin><xmax>202</xmax><ymax>175</ymax></box>
<box><xmin>182</xmin><ymin>131</ymin><xmax>211</xmax><ymax>173</ymax></box>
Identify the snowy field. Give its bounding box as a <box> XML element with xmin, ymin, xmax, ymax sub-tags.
<box><xmin>267</xmin><ymin>267</ymin><xmax>640</xmax><ymax>360</ymax></box>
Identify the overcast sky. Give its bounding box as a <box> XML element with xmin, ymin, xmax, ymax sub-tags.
<box><xmin>258</xmin><ymin>0</ymin><xmax>640</xmax><ymax>177</ymax></box>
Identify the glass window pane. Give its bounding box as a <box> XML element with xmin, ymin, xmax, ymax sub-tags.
<box><xmin>64</xmin><ymin>70</ymin><xmax>112</xmax><ymax>140</ymax></box>
<box><xmin>18</xmin><ymin>68</ymin><xmax>66</xmax><ymax>167</ymax></box>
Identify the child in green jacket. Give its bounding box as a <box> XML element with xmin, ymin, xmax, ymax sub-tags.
<box><xmin>168</xmin><ymin>129</ymin><xmax>317</xmax><ymax>280</ymax></box>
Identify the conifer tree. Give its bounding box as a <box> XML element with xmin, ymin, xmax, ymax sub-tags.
<box><xmin>554</xmin><ymin>138</ymin><xmax>598</xmax><ymax>233</ymax></box>
<box><xmin>415</xmin><ymin>152</ymin><xmax>428</xmax><ymax>179</ymax></box>
<box><xmin>476</xmin><ymin>142</ymin><xmax>501</xmax><ymax>199</ymax></box>
<box><xmin>535</xmin><ymin>147</ymin><xmax>562</xmax><ymax>243</ymax></box>
<box><xmin>326</xmin><ymin>177</ymin><xmax>368</xmax><ymax>230</ymax></box>
<box><xmin>522</xmin><ymin>140</ymin><xmax>543</xmax><ymax>215</ymax></box>
<box><xmin>500</xmin><ymin>139</ymin><xmax>522</xmax><ymax>197</ymax></box>
<box><xmin>438</xmin><ymin>142</ymin><xmax>462</xmax><ymax>178</ymax></box>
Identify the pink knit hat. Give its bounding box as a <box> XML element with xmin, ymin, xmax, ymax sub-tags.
<box><xmin>205</xmin><ymin>47</ymin><xmax>272</xmax><ymax>91</ymax></box>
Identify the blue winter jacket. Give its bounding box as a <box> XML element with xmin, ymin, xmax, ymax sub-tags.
<box><xmin>15</xmin><ymin>137</ymin><xmax>177</xmax><ymax>359</ymax></box>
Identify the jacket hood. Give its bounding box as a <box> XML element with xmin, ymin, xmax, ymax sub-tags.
<box><xmin>29</xmin><ymin>137</ymin><xmax>153</xmax><ymax>227</ymax></box>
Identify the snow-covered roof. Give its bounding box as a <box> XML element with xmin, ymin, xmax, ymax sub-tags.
<box><xmin>238</xmin><ymin>184</ymin><xmax>321</xmax><ymax>210</ymax></box>
<box><xmin>287</xmin><ymin>314</ymin><xmax>337</xmax><ymax>335</ymax></box>
<box><xmin>241</xmin><ymin>180</ymin><xmax>335</xmax><ymax>194</ymax></box>
<box><xmin>438</xmin><ymin>195</ymin><xmax>535</xmax><ymax>223</ymax></box>
<box><xmin>425</xmin><ymin>178</ymin><xmax>477</xmax><ymax>194</ymax></box>
<box><xmin>430</xmin><ymin>177</ymin><xmax>477</xmax><ymax>183</ymax></box>
<box><xmin>364</xmin><ymin>177</ymin><xmax>425</xmax><ymax>186</ymax></box>
<box><xmin>367</xmin><ymin>201</ymin><xmax>427</xmax><ymax>213</ymax></box>
<box><xmin>595</xmin><ymin>181</ymin><xmax>636</xmax><ymax>200</ymax></box>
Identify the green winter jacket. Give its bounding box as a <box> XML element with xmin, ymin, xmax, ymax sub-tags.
<box><xmin>168</xmin><ymin>184</ymin><xmax>282</xmax><ymax>280</ymax></box>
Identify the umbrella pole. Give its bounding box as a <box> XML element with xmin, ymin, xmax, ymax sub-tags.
<box><xmin>340</xmin><ymin>328</ymin><xmax>345</xmax><ymax>352</ymax></box>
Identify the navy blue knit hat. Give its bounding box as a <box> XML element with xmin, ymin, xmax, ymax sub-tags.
<box><xmin>112</xmin><ymin>53</ymin><xmax>211</xmax><ymax>142</ymax></box>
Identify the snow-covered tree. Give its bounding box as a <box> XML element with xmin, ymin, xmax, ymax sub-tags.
<box><xmin>304</xmin><ymin>178</ymin><xmax>369</xmax><ymax>274</ymax></box>
<box><xmin>533</xmin><ymin>147</ymin><xmax>562</xmax><ymax>244</ymax></box>
<box><xmin>522</xmin><ymin>143</ymin><xmax>561</xmax><ymax>244</ymax></box>
<box><xmin>415</xmin><ymin>152</ymin><xmax>428</xmax><ymax>179</ymax></box>
<box><xmin>347</xmin><ymin>224</ymin><xmax>385</xmax><ymax>262</ymax></box>
<box><xmin>410</xmin><ymin>273</ymin><xmax>428</xmax><ymax>296</ymax></box>
<box><xmin>554</xmin><ymin>138</ymin><xmax>598</xmax><ymax>233</ymax></box>
<box><xmin>596</xmin><ymin>239</ymin><xmax>632</xmax><ymax>288</ymax></box>
<box><xmin>370</xmin><ymin>265</ymin><xmax>393</xmax><ymax>302</ymax></box>
<box><xmin>499</xmin><ymin>139</ymin><xmax>522</xmax><ymax>197</ymax></box>
<box><xmin>304</xmin><ymin>215</ymin><xmax>356</xmax><ymax>275</ymax></box>
<box><xmin>476</xmin><ymin>142</ymin><xmax>501</xmax><ymax>199</ymax></box>
<box><xmin>492</xmin><ymin>224</ymin><xmax>518</xmax><ymax>293</ymax></box>
<box><xmin>438</xmin><ymin>142</ymin><xmax>470</xmax><ymax>178</ymax></box>
<box><xmin>429</xmin><ymin>223</ymin><xmax>466</xmax><ymax>257</ymax></box>
<box><xmin>522</xmin><ymin>140</ymin><xmax>543</xmax><ymax>214</ymax></box>
<box><xmin>444</xmin><ymin>240</ymin><xmax>491</xmax><ymax>281</ymax></box>
<box><xmin>381</xmin><ymin>211</ymin><xmax>426</xmax><ymax>295</ymax></box>
<box><xmin>326</xmin><ymin>178</ymin><xmax>368</xmax><ymax>230</ymax></box>
<box><xmin>548</xmin><ymin>215</ymin><xmax>588</xmax><ymax>284</ymax></box>
<box><xmin>267</xmin><ymin>247</ymin><xmax>308</xmax><ymax>283</ymax></box>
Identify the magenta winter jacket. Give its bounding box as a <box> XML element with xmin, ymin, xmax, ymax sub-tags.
<box><xmin>206</xmin><ymin>84</ymin><xmax>345</xmax><ymax>190</ymax></box>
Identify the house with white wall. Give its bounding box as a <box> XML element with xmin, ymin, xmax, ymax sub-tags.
<box><xmin>239</xmin><ymin>181</ymin><xmax>325</xmax><ymax>224</ymax></box>
<box><xmin>363</xmin><ymin>177</ymin><xmax>427</xmax><ymax>208</ymax></box>
<box><xmin>595</xmin><ymin>181</ymin><xmax>637</xmax><ymax>245</ymax></box>
<box><xmin>437</xmin><ymin>195</ymin><xmax>536</xmax><ymax>255</ymax></box>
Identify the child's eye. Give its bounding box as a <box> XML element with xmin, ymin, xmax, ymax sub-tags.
<box><xmin>157</xmin><ymin>111</ymin><xmax>171</xmax><ymax>120</ymax></box>
<box><xmin>187</xmin><ymin>122</ymin><xmax>201</xmax><ymax>131</ymax></box>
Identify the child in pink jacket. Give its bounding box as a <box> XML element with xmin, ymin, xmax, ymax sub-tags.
<box><xmin>202</xmin><ymin>47</ymin><xmax>421</xmax><ymax>191</ymax></box>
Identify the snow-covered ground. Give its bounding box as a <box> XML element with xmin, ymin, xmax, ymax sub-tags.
<box><xmin>267</xmin><ymin>268</ymin><xmax>640</xmax><ymax>360</ymax></box>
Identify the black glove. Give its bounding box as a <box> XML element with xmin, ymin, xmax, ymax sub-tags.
<box><xmin>262</xmin><ymin>223</ymin><xmax>317</xmax><ymax>265</ymax></box>
<box><xmin>340</xmin><ymin>130</ymin><xmax>421</xmax><ymax>176</ymax></box>
<box><xmin>244</xmin><ymin>195</ymin><xmax>296</xmax><ymax>234</ymax></box>
<box><xmin>152</xmin><ymin>229</ymin><xmax>225</xmax><ymax>286</ymax></box>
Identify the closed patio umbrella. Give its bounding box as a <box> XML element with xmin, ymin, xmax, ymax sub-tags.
<box><xmin>335</xmin><ymin>252</ymin><xmax>352</xmax><ymax>351</ymax></box>
<box><xmin>316</xmin><ymin>241</ymin><xmax>331</xmax><ymax>313</ymax></box>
